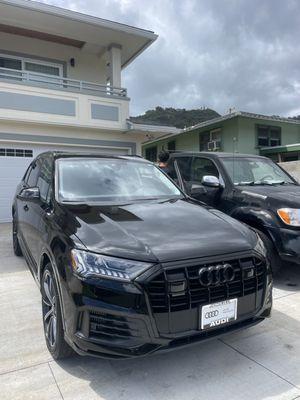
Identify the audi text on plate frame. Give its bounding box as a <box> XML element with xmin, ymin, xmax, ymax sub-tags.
<box><xmin>201</xmin><ymin>298</ymin><xmax>238</xmax><ymax>330</ymax></box>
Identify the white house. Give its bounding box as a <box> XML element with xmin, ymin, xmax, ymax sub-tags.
<box><xmin>0</xmin><ymin>0</ymin><xmax>174</xmax><ymax>222</ymax></box>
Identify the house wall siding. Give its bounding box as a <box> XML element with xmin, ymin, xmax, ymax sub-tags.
<box><xmin>236</xmin><ymin>117</ymin><xmax>300</xmax><ymax>154</ymax></box>
<box><xmin>142</xmin><ymin>116</ymin><xmax>300</xmax><ymax>158</ymax></box>
<box><xmin>0</xmin><ymin>81</ymin><xmax>129</xmax><ymax>129</ymax></box>
<box><xmin>0</xmin><ymin>32</ymin><xmax>107</xmax><ymax>83</ymax></box>
<box><xmin>0</xmin><ymin>121</ymin><xmax>147</xmax><ymax>155</ymax></box>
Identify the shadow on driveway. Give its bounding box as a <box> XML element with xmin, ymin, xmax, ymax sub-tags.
<box><xmin>50</xmin><ymin>304</ymin><xmax>300</xmax><ymax>400</ymax></box>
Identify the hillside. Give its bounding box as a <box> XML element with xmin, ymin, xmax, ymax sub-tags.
<box><xmin>130</xmin><ymin>106</ymin><xmax>220</xmax><ymax>129</ymax></box>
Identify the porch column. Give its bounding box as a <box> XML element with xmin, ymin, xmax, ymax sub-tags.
<box><xmin>107</xmin><ymin>44</ymin><xmax>122</xmax><ymax>88</ymax></box>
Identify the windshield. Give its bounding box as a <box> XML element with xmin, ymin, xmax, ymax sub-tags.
<box><xmin>221</xmin><ymin>157</ymin><xmax>295</xmax><ymax>186</ymax></box>
<box><xmin>56</xmin><ymin>158</ymin><xmax>182</xmax><ymax>203</ymax></box>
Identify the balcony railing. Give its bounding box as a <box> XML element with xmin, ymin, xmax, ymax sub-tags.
<box><xmin>0</xmin><ymin>67</ymin><xmax>127</xmax><ymax>98</ymax></box>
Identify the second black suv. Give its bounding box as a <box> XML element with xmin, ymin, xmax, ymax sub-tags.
<box><xmin>164</xmin><ymin>151</ymin><xmax>300</xmax><ymax>273</ymax></box>
<box><xmin>12</xmin><ymin>152</ymin><xmax>271</xmax><ymax>359</ymax></box>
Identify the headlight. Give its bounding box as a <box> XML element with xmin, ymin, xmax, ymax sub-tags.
<box><xmin>277</xmin><ymin>208</ymin><xmax>300</xmax><ymax>227</ymax></box>
<box><xmin>70</xmin><ymin>249</ymin><xmax>153</xmax><ymax>282</ymax></box>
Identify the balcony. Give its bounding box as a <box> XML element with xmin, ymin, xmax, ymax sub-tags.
<box><xmin>0</xmin><ymin>67</ymin><xmax>129</xmax><ymax>130</ymax></box>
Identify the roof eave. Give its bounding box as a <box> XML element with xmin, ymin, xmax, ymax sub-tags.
<box><xmin>0</xmin><ymin>0</ymin><xmax>157</xmax><ymax>39</ymax></box>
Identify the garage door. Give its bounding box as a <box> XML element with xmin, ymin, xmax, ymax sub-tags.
<box><xmin>0</xmin><ymin>143</ymin><xmax>129</xmax><ymax>222</ymax></box>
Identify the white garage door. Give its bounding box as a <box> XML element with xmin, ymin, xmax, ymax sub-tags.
<box><xmin>0</xmin><ymin>142</ymin><xmax>129</xmax><ymax>222</ymax></box>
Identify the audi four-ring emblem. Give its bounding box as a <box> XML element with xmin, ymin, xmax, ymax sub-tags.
<box><xmin>205</xmin><ymin>310</ymin><xmax>219</xmax><ymax>318</ymax></box>
<box><xmin>198</xmin><ymin>263</ymin><xmax>235</xmax><ymax>286</ymax></box>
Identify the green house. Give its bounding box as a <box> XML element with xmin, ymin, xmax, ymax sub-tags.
<box><xmin>142</xmin><ymin>111</ymin><xmax>300</xmax><ymax>162</ymax></box>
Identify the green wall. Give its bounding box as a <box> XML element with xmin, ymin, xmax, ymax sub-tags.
<box><xmin>142</xmin><ymin>116</ymin><xmax>300</xmax><ymax>159</ymax></box>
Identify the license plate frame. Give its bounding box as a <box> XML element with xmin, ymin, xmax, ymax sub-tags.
<box><xmin>200</xmin><ymin>298</ymin><xmax>238</xmax><ymax>330</ymax></box>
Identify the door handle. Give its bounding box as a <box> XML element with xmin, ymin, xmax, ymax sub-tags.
<box><xmin>24</xmin><ymin>205</ymin><xmax>29</xmax><ymax>212</ymax></box>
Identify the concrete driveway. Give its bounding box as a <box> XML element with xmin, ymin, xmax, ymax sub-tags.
<box><xmin>1</xmin><ymin>223</ymin><xmax>300</xmax><ymax>400</ymax></box>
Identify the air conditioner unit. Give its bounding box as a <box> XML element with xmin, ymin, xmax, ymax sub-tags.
<box><xmin>207</xmin><ymin>140</ymin><xmax>221</xmax><ymax>151</ymax></box>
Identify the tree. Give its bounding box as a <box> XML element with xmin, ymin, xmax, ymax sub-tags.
<box><xmin>130</xmin><ymin>107</ymin><xmax>220</xmax><ymax>129</ymax></box>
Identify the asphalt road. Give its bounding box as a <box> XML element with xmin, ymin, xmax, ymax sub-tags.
<box><xmin>1</xmin><ymin>222</ymin><xmax>300</xmax><ymax>400</ymax></box>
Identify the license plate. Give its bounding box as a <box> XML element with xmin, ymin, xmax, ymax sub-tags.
<box><xmin>201</xmin><ymin>298</ymin><xmax>238</xmax><ymax>330</ymax></box>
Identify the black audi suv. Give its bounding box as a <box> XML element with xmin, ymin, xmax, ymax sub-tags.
<box><xmin>12</xmin><ymin>152</ymin><xmax>272</xmax><ymax>359</ymax></box>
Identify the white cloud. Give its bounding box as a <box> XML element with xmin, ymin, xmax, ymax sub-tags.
<box><xmin>34</xmin><ymin>0</ymin><xmax>300</xmax><ymax>117</ymax></box>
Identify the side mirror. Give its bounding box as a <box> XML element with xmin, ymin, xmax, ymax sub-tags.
<box><xmin>190</xmin><ymin>184</ymin><xmax>207</xmax><ymax>196</ymax></box>
<box><xmin>201</xmin><ymin>175</ymin><xmax>220</xmax><ymax>188</ymax></box>
<box><xmin>19</xmin><ymin>187</ymin><xmax>40</xmax><ymax>201</ymax></box>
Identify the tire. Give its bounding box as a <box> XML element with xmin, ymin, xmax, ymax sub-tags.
<box><xmin>41</xmin><ymin>263</ymin><xmax>74</xmax><ymax>359</ymax></box>
<box><xmin>12</xmin><ymin>216</ymin><xmax>23</xmax><ymax>257</ymax></box>
<box><xmin>255</xmin><ymin>229</ymin><xmax>282</xmax><ymax>276</ymax></box>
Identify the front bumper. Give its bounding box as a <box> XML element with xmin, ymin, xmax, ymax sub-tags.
<box><xmin>61</xmin><ymin>253</ymin><xmax>272</xmax><ymax>359</ymax></box>
<box><xmin>268</xmin><ymin>227</ymin><xmax>300</xmax><ymax>265</ymax></box>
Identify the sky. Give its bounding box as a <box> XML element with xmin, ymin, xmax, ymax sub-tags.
<box><xmin>36</xmin><ymin>0</ymin><xmax>300</xmax><ymax>117</ymax></box>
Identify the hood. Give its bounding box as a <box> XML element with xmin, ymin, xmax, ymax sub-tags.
<box><xmin>60</xmin><ymin>199</ymin><xmax>257</xmax><ymax>263</ymax></box>
<box><xmin>238</xmin><ymin>184</ymin><xmax>300</xmax><ymax>207</ymax></box>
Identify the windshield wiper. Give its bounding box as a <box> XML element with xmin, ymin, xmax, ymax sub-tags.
<box><xmin>277</xmin><ymin>181</ymin><xmax>298</xmax><ymax>185</ymax></box>
<box><xmin>236</xmin><ymin>181</ymin><xmax>278</xmax><ymax>186</ymax></box>
<box><xmin>258</xmin><ymin>181</ymin><xmax>297</xmax><ymax>186</ymax></box>
<box><xmin>235</xmin><ymin>181</ymin><xmax>255</xmax><ymax>186</ymax></box>
<box><xmin>250</xmin><ymin>181</ymin><xmax>277</xmax><ymax>186</ymax></box>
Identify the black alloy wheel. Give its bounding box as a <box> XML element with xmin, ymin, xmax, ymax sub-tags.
<box><xmin>41</xmin><ymin>264</ymin><xmax>74</xmax><ymax>359</ymax></box>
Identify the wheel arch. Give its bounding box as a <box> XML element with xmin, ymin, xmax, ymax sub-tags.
<box><xmin>39</xmin><ymin>247</ymin><xmax>67</xmax><ymax>331</ymax></box>
<box><xmin>230</xmin><ymin>206</ymin><xmax>278</xmax><ymax>244</ymax></box>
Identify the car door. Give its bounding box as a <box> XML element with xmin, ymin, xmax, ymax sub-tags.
<box><xmin>30</xmin><ymin>155</ymin><xmax>54</xmax><ymax>266</ymax></box>
<box><xmin>16</xmin><ymin>160</ymin><xmax>41</xmax><ymax>264</ymax></box>
<box><xmin>15</xmin><ymin>163</ymin><xmax>32</xmax><ymax>239</ymax></box>
<box><xmin>171</xmin><ymin>156</ymin><xmax>193</xmax><ymax>192</ymax></box>
<box><xmin>190</xmin><ymin>157</ymin><xmax>221</xmax><ymax>206</ymax></box>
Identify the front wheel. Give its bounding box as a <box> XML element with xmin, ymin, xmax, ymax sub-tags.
<box><xmin>41</xmin><ymin>264</ymin><xmax>74</xmax><ymax>359</ymax></box>
<box><xmin>255</xmin><ymin>229</ymin><xmax>282</xmax><ymax>275</ymax></box>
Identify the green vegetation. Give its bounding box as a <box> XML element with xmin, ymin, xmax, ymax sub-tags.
<box><xmin>130</xmin><ymin>106</ymin><xmax>220</xmax><ymax>129</ymax></box>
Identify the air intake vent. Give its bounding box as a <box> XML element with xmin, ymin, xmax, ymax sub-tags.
<box><xmin>89</xmin><ymin>311</ymin><xmax>142</xmax><ymax>340</ymax></box>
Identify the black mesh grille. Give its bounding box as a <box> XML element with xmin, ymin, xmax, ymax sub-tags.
<box><xmin>146</xmin><ymin>257</ymin><xmax>266</xmax><ymax>314</ymax></box>
<box><xmin>89</xmin><ymin>311</ymin><xmax>141</xmax><ymax>340</ymax></box>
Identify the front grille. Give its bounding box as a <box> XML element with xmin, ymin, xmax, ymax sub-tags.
<box><xmin>146</xmin><ymin>257</ymin><xmax>266</xmax><ymax>314</ymax></box>
<box><xmin>89</xmin><ymin>311</ymin><xmax>142</xmax><ymax>340</ymax></box>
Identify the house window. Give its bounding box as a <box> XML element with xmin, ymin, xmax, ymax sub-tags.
<box><xmin>0</xmin><ymin>148</ymin><xmax>33</xmax><ymax>157</ymax></box>
<box><xmin>145</xmin><ymin>146</ymin><xmax>157</xmax><ymax>162</ymax></box>
<box><xmin>167</xmin><ymin>140</ymin><xmax>176</xmax><ymax>151</ymax></box>
<box><xmin>199</xmin><ymin>128</ymin><xmax>221</xmax><ymax>151</ymax></box>
<box><xmin>257</xmin><ymin>125</ymin><xmax>281</xmax><ymax>147</ymax></box>
<box><xmin>0</xmin><ymin>57</ymin><xmax>22</xmax><ymax>70</ymax></box>
<box><xmin>0</xmin><ymin>54</ymin><xmax>63</xmax><ymax>81</ymax></box>
<box><xmin>24</xmin><ymin>62</ymin><xmax>61</xmax><ymax>76</ymax></box>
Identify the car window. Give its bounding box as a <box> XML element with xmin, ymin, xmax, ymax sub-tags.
<box><xmin>23</xmin><ymin>165</ymin><xmax>32</xmax><ymax>184</ymax></box>
<box><xmin>57</xmin><ymin>158</ymin><xmax>182</xmax><ymax>203</ymax></box>
<box><xmin>191</xmin><ymin>157</ymin><xmax>219</xmax><ymax>183</ymax></box>
<box><xmin>176</xmin><ymin>157</ymin><xmax>192</xmax><ymax>181</ymax></box>
<box><xmin>221</xmin><ymin>157</ymin><xmax>294</xmax><ymax>185</ymax></box>
<box><xmin>27</xmin><ymin>161</ymin><xmax>41</xmax><ymax>187</ymax></box>
<box><xmin>37</xmin><ymin>157</ymin><xmax>53</xmax><ymax>202</ymax></box>
<box><xmin>166</xmin><ymin>158</ymin><xmax>177</xmax><ymax>180</ymax></box>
